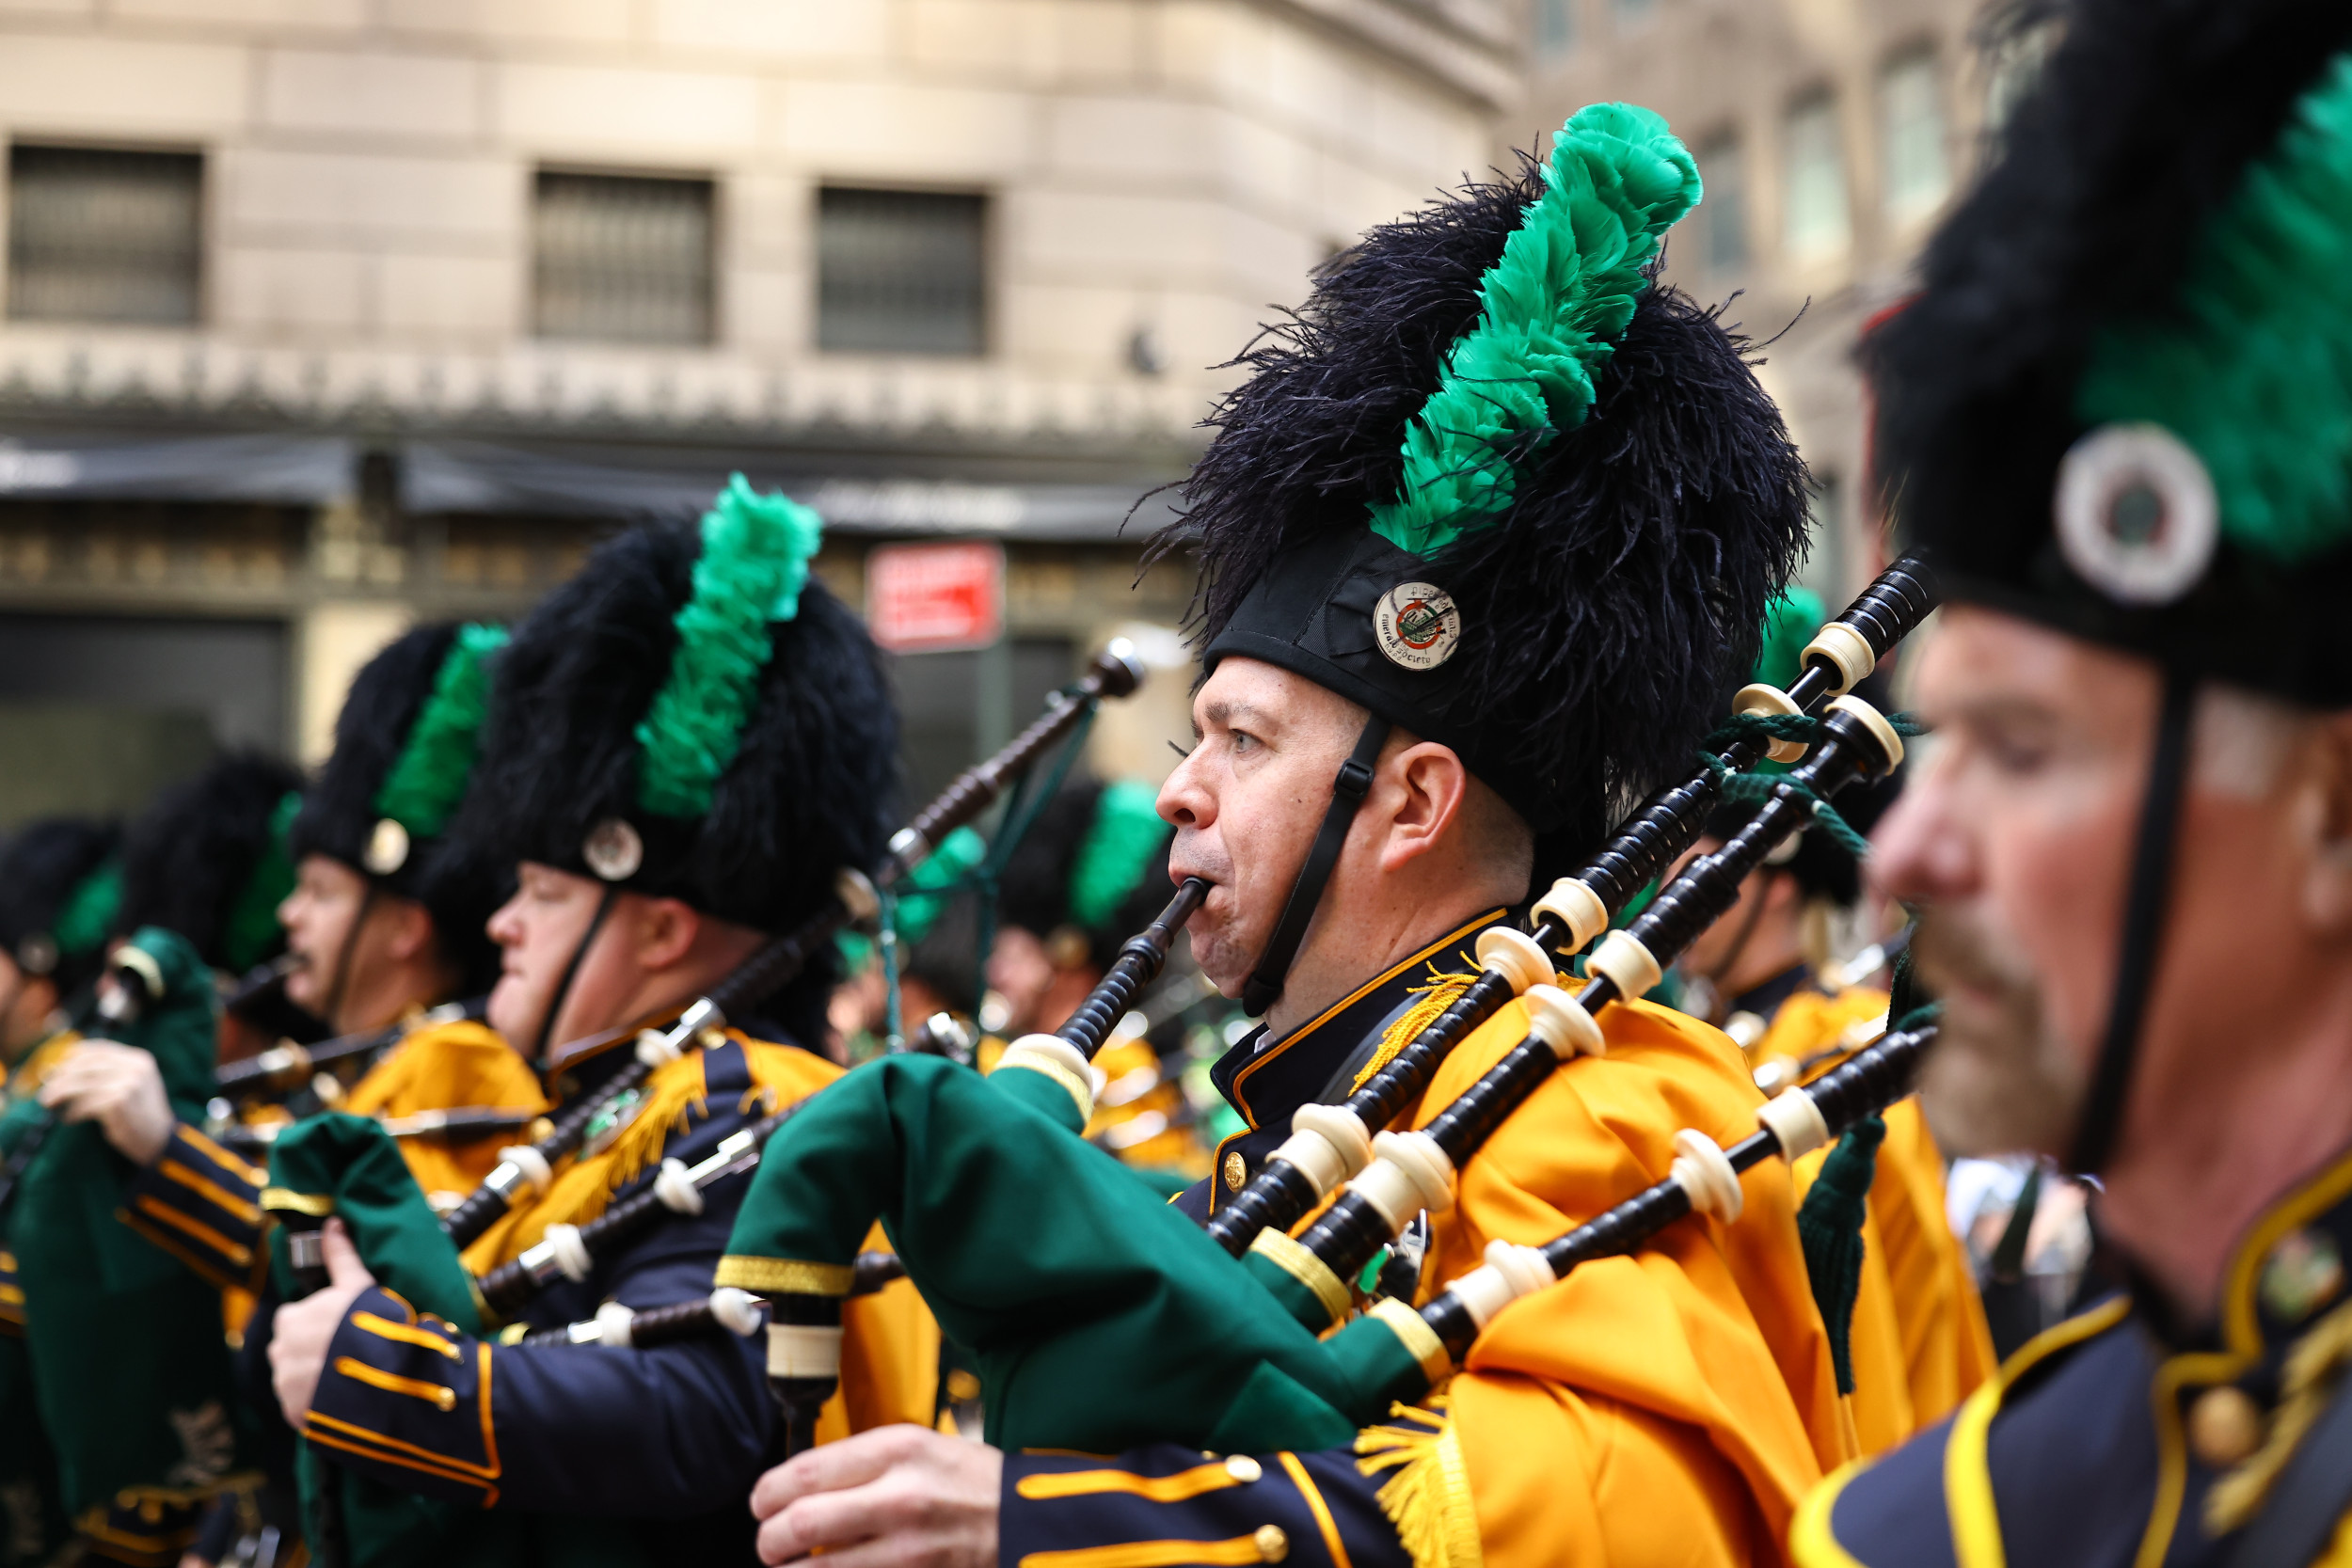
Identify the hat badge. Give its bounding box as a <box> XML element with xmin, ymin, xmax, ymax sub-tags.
<box><xmin>582</xmin><ymin>817</ymin><xmax>644</xmax><ymax>883</ymax></box>
<box><xmin>1374</xmin><ymin>581</ymin><xmax>1462</xmax><ymax>672</ymax></box>
<box><xmin>363</xmin><ymin>817</ymin><xmax>410</xmax><ymax>876</ymax></box>
<box><xmin>14</xmin><ymin>933</ymin><xmax>56</xmax><ymax>977</ymax></box>
<box><xmin>2055</xmin><ymin>423</ymin><xmax>2218</xmax><ymax>606</ymax></box>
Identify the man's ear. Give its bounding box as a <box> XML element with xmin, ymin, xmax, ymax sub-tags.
<box><xmin>377</xmin><ymin>895</ymin><xmax>439</xmax><ymax>966</ymax></box>
<box><xmin>630</xmin><ymin>896</ymin><xmax>705</xmax><ymax>973</ymax></box>
<box><xmin>2299</xmin><ymin>712</ymin><xmax>2352</xmax><ymax>932</ymax></box>
<box><xmin>1378</xmin><ymin>741</ymin><xmax>1471</xmax><ymax>872</ymax></box>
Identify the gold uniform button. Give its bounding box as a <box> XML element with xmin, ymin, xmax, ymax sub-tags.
<box><xmin>1223</xmin><ymin>1151</ymin><xmax>1248</xmax><ymax>1192</ymax></box>
<box><xmin>433</xmin><ymin>1386</ymin><xmax>457</xmax><ymax>1412</ymax></box>
<box><xmin>2188</xmin><ymin>1386</ymin><xmax>2263</xmax><ymax>1467</ymax></box>
<box><xmin>1225</xmin><ymin>1454</ymin><xmax>1262</xmax><ymax>1483</ymax></box>
<box><xmin>1253</xmin><ymin>1525</ymin><xmax>1288</xmax><ymax>1562</ymax></box>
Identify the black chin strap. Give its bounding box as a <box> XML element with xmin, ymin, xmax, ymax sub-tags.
<box><xmin>2068</xmin><ymin>670</ymin><xmax>2198</xmax><ymax>1176</ymax></box>
<box><xmin>319</xmin><ymin>885</ymin><xmax>378</xmax><ymax>1033</ymax></box>
<box><xmin>532</xmin><ymin>886</ymin><xmax>619</xmax><ymax>1062</ymax></box>
<box><xmin>1242</xmin><ymin>715</ymin><xmax>1391</xmax><ymax>1018</ymax></box>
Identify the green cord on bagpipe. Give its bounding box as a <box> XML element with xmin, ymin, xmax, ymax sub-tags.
<box><xmin>1696</xmin><ymin>709</ymin><xmax>1930</xmax><ymax>862</ymax></box>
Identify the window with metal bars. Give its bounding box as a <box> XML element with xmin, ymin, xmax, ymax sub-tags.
<box><xmin>817</xmin><ymin>187</ymin><xmax>987</xmax><ymax>356</ymax></box>
<box><xmin>532</xmin><ymin>170</ymin><xmax>714</xmax><ymax>345</ymax></box>
<box><xmin>8</xmin><ymin>145</ymin><xmax>202</xmax><ymax>326</ymax></box>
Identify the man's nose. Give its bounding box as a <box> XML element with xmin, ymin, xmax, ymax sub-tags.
<box><xmin>1157</xmin><ymin>750</ymin><xmax>1210</xmax><ymax>830</ymax></box>
<box><xmin>1869</xmin><ymin>773</ymin><xmax>1976</xmax><ymax>908</ymax></box>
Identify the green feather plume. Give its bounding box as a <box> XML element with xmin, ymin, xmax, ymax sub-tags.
<box><xmin>1752</xmin><ymin>586</ymin><xmax>1825</xmax><ymax>691</ymax></box>
<box><xmin>1068</xmin><ymin>780</ymin><xmax>1168</xmax><ymax>931</ymax></box>
<box><xmin>636</xmin><ymin>475</ymin><xmax>825</xmax><ymax>820</ymax></box>
<box><xmin>221</xmin><ymin>791</ymin><xmax>301</xmax><ymax>974</ymax></box>
<box><xmin>2078</xmin><ymin>51</ymin><xmax>2352</xmax><ymax>562</ymax></box>
<box><xmin>374</xmin><ymin>624</ymin><xmax>507</xmax><ymax>839</ymax></box>
<box><xmin>52</xmin><ymin>860</ymin><xmax>121</xmax><ymax>958</ymax></box>
<box><xmin>1369</xmin><ymin>103</ymin><xmax>1701</xmax><ymax>558</ymax></box>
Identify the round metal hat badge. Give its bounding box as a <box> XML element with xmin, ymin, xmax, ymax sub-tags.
<box><xmin>1373</xmin><ymin>582</ymin><xmax>1461</xmax><ymax>671</ymax></box>
<box><xmin>2056</xmin><ymin>423</ymin><xmax>2217</xmax><ymax>606</ymax></box>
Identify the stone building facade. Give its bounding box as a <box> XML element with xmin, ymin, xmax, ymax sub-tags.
<box><xmin>0</xmin><ymin>0</ymin><xmax>1513</xmax><ymax>822</ymax></box>
<box><xmin>1521</xmin><ymin>0</ymin><xmax>2015</xmax><ymax>608</ymax></box>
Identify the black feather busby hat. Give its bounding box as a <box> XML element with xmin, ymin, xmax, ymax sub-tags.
<box><xmin>0</xmin><ymin>817</ymin><xmax>121</xmax><ymax>994</ymax></box>
<box><xmin>998</xmin><ymin>779</ymin><xmax>1175</xmax><ymax>971</ymax></box>
<box><xmin>1866</xmin><ymin>0</ymin><xmax>2352</xmax><ymax>705</ymax></box>
<box><xmin>292</xmin><ymin>620</ymin><xmax>509</xmax><ymax>985</ymax></box>
<box><xmin>1160</xmin><ymin>103</ymin><xmax>1810</xmax><ymax>868</ymax></box>
<box><xmin>455</xmin><ymin>476</ymin><xmax>898</xmax><ymax>942</ymax></box>
<box><xmin>119</xmin><ymin>752</ymin><xmax>304</xmax><ymax>974</ymax></box>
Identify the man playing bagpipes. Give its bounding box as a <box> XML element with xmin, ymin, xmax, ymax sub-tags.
<box><xmin>0</xmin><ymin>785</ymin><xmax>305</xmax><ymax>1566</ymax></box>
<box><xmin>1665</xmin><ymin>621</ymin><xmax>1994</xmax><ymax>1459</ymax></box>
<box><xmin>0</xmin><ymin>817</ymin><xmax>120</xmax><ymax>1565</ymax></box>
<box><xmin>47</xmin><ymin>624</ymin><xmax>541</xmax><ymax>1290</ymax></box>
<box><xmin>20</xmin><ymin>638</ymin><xmax>530</xmax><ymax>1566</ymax></box>
<box><xmin>740</xmin><ymin>103</ymin><xmax>1866</xmax><ymax>1568</ymax></box>
<box><xmin>1792</xmin><ymin>2</ymin><xmax>2352</xmax><ymax>1564</ymax></box>
<box><xmin>40</xmin><ymin>752</ymin><xmax>303</xmax><ymax>1563</ymax></box>
<box><xmin>261</xmin><ymin>481</ymin><xmax>939</xmax><ymax>1566</ymax></box>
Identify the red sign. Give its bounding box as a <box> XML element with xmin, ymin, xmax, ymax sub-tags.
<box><xmin>865</xmin><ymin>541</ymin><xmax>1005</xmax><ymax>653</ymax></box>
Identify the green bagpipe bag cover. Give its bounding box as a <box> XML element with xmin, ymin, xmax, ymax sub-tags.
<box><xmin>7</xmin><ymin>927</ymin><xmax>259</xmax><ymax>1524</ymax></box>
<box><xmin>265</xmin><ymin>1116</ymin><xmax>648</xmax><ymax>1568</ymax></box>
<box><xmin>722</xmin><ymin>1053</ymin><xmax>1430</xmax><ymax>1455</ymax></box>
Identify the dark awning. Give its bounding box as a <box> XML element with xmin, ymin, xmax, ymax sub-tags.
<box><xmin>0</xmin><ymin>432</ymin><xmax>356</xmax><ymax>504</ymax></box>
<box><xmin>400</xmin><ymin>439</ymin><xmax>1178</xmax><ymax>543</ymax></box>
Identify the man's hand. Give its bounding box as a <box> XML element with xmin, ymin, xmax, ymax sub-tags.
<box><xmin>267</xmin><ymin>1218</ymin><xmax>376</xmax><ymax>1429</ymax></box>
<box><xmin>38</xmin><ymin>1040</ymin><xmax>175</xmax><ymax>1164</ymax></box>
<box><xmin>750</xmin><ymin>1424</ymin><xmax>1001</xmax><ymax>1568</ymax></box>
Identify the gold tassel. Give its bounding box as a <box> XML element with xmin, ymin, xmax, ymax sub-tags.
<box><xmin>2207</xmin><ymin>1298</ymin><xmax>2352</xmax><ymax>1532</ymax></box>
<box><xmin>1351</xmin><ymin>969</ymin><xmax>1476</xmax><ymax>1094</ymax></box>
<box><xmin>1356</xmin><ymin>1399</ymin><xmax>1483</xmax><ymax>1568</ymax></box>
<box><xmin>569</xmin><ymin>1037</ymin><xmax>798</xmax><ymax>1227</ymax></box>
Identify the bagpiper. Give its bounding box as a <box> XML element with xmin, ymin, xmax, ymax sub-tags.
<box><xmin>262</xmin><ymin>480</ymin><xmax>939</xmax><ymax>1564</ymax></box>
<box><xmin>0</xmin><ymin>816</ymin><xmax>119</xmax><ymax>1566</ymax></box>
<box><xmin>1794</xmin><ymin>2</ymin><xmax>2352</xmax><ymax>1564</ymax></box>
<box><xmin>745</xmin><ymin>102</ymin><xmax>1860</xmax><ymax>1568</ymax></box>
<box><xmin>57</xmin><ymin>625</ymin><xmax>543</xmax><ymax>1288</ymax></box>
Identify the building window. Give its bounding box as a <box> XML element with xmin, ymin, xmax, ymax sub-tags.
<box><xmin>1694</xmin><ymin>134</ymin><xmax>1748</xmax><ymax>274</ymax></box>
<box><xmin>8</xmin><ymin>145</ymin><xmax>201</xmax><ymax>326</ymax></box>
<box><xmin>532</xmin><ymin>170</ymin><xmax>714</xmax><ymax>345</ymax></box>
<box><xmin>1533</xmin><ymin>0</ymin><xmax>1576</xmax><ymax>59</ymax></box>
<box><xmin>1881</xmin><ymin>49</ymin><xmax>1949</xmax><ymax>224</ymax></box>
<box><xmin>1783</xmin><ymin>93</ymin><xmax>1851</xmax><ymax>261</ymax></box>
<box><xmin>1611</xmin><ymin>0</ymin><xmax>1655</xmax><ymax>29</ymax></box>
<box><xmin>817</xmin><ymin>187</ymin><xmax>987</xmax><ymax>356</ymax></box>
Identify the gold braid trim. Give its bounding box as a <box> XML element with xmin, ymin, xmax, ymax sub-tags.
<box><xmin>1355</xmin><ymin>1398</ymin><xmax>1482</xmax><ymax>1568</ymax></box>
<box><xmin>714</xmin><ymin>1257</ymin><xmax>856</xmax><ymax>1296</ymax></box>
<box><xmin>257</xmin><ymin>1188</ymin><xmax>333</xmax><ymax>1216</ymax></box>
<box><xmin>2207</xmin><ymin>1298</ymin><xmax>2352</xmax><ymax>1532</ymax></box>
<box><xmin>1351</xmin><ymin>969</ymin><xmax>1476</xmax><ymax>1094</ymax></box>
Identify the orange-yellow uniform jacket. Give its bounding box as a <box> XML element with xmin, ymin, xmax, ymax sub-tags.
<box><xmin>1006</xmin><ymin>911</ymin><xmax>1852</xmax><ymax>1568</ymax></box>
<box><xmin>121</xmin><ymin>1013</ymin><xmax>550</xmax><ymax>1295</ymax></box>
<box><xmin>1085</xmin><ymin>1034</ymin><xmax>1215</xmax><ymax>1185</ymax></box>
<box><xmin>975</xmin><ymin>1032</ymin><xmax>1215</xmax><ymax>1187</ymax></box>
<box><xmin>292</xmin><ymin>1028</ymin><xmax>939</xmax><ymax>1561</ymax></box>
<box><xmin>1750</xmin><ymin>984</ymin><xmax>1995</xmax><ymax>1453</ymax></box>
